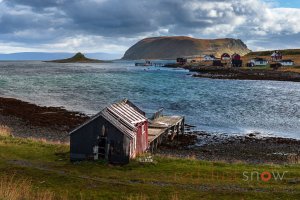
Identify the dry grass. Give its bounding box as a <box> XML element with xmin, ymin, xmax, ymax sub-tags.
<box><xmin>27</xmin><ymin>137</ymin><xmax>69</xmax><ymax>146</ymax></box>
<box><xmin>0</xmin><ymin>126</ymin><xmax>12</xmax><ymax>137</ymax></box>
<box><xmin>127</xmin><ymin>194</ymin><xmax>149</xmax><ymax>200</ymax></box>
<box><xmin>0</xmin><ymin>174</ymin><xmax>66</xmax><ymax>200</ymax></box>
<box><xmin>126</xmin><ymin>193</ymin><xmax>180</xmax><ymax>200</ymax></box>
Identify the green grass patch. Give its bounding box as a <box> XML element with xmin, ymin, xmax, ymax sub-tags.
<box><xmin>0</xmin><ymin>136</ymin><xmax>299</xmax><ymax>199</ymax></box>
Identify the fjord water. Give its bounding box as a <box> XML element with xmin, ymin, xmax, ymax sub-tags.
<box><xmin>0</xmin><ymin>61</ymin><xmax>299</xmax><ymax>138</ymax></box>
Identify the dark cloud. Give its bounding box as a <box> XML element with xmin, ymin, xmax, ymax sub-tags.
<box><xmin>0</xmin><ymin>0</ymin><xmax>300</xmax><ymax>52</ymax></box>
<box><xmin>5</xmin><ymin>0</ymin><xmax>66</xmax><ymax>9</ymax></box>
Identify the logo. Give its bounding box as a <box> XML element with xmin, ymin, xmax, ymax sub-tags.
<box><xmin>243</xmin><ymin>171</ymin><xmax>288</xmax><ymax>182</ymax></box>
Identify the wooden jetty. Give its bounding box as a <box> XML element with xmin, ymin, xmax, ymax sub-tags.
<box><xmin>135</xmin><ymin>61</ymin><xmax>175</xmax><ymax>67</ymax></box>
<box><xmin>148</xmin><ymin>113</ymin><xmax>184</xmax><ymax>152</ymax></box>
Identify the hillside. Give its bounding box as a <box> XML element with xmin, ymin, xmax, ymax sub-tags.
<box><xmin>47</xmin><ymin>52</ymin><xmax>109</xmax><ymax>63</ymax></box>
<box><xmin>246</xmin><ymin>49</ymin><xmax>300</xmax><ymax>57</ymax></box>
<box><xmin>243</xmin><ymin>49</ymin><xmax>300</xmax><ymax>70</ymax></box>
<box><xmin>122</xmin><ymin>36</ymin><xmax>251</xmax><ymax>60</ymax></box>
<box><xmin>0</xmin><ymin>135</ymin><xmax>299</xmax><ymax>199</ymax></box>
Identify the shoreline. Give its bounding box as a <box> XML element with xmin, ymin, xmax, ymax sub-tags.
<box><xmin>0</xmin><ymin>96</ymin><xmax>299</xmax><ymax>164</ymax></box>
<box><xmin>159</xmin><ymin>132</ymin><xmax>300</xmax><ymax>164</ymax></box>
<box><xmin>0</xmin><ymin>96</ymin><xmax>89</xmax><ymax>142</ymax></box>
<box><xmin>165</xmin><ymin>64</ymin><xmax>300</xmax><ymax>82</ymax></box>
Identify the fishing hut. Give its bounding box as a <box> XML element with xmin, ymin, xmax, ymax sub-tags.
<box><xmin>69</xmin><ymin>99</ymin><xmax>184</xmax><ymax>164</ymax></box>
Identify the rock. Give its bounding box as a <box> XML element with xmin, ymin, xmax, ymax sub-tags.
<box><xmin>248</xmin><ymin>133</ymin><xmax>256</xmax><ymax>137</ymax></box>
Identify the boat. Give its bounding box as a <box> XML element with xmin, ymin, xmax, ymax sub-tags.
<box><xmin>135</xmin><ymin>60</ymin><xmax>153</xmax><ymax>66</ymax></box>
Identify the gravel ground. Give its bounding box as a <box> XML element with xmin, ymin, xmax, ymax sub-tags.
<box><xmin>157</xmin><ymin>132</ymin><xmax>300</xmax><ymax>164</ymax></box>
<box><xmin>0</xmin><ymin>114</ymin><xmax>70</xmax><ymax>142</ymax></box>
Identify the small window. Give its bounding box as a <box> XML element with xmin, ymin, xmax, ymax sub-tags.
<box><xmin>142</xmin><ymin>124</ymin><xmax>145</xmax><ymax>134</ymax></box>
<box><xmin>101</xmin><ymin>125</ymin><xmax>106</xmax><ymax>136</ymax></box>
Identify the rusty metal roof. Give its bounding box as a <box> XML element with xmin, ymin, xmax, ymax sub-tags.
<box><xmin>101</xmin><ymin>99</ymin><xmax>147</xmax><ymax>138</ymax></box>
<box><xmin>69</xmin><ymin>99</ymin><xmax>147</xmax><ymax>138</ymax></box>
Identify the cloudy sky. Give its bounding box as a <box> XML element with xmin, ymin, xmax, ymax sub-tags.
<box><xmin>1</xmin><ymin>0</ymin><xmax>300</xmax><ymax>55</ymax></box>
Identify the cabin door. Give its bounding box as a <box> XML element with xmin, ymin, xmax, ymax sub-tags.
<box><xmin>98</xmin><ymin>125</ymin><xmax>108</xmax><ymax>159</ymax></box>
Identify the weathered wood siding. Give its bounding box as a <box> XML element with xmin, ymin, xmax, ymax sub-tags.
<box><xmin>70</xmin><ymin>115</ymin><xmax>131</xmax><ymax>164</ymax></box>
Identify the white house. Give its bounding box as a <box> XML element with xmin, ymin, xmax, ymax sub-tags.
<box><xmin>250</xmin><ymin>58</ymin><xmax>268</xmax><ymax>66</ymax></box>
<box><xmin>221</xmin><ymin>53</ymin><xmax>231</xmax><ymax>60</ymax></box>
<box><xmin>204</xmin><ymin>55</ymin><xmax>216</xmax><ymax>61</ymax></box>
<box><xmin>279</xmin><ymin>59</ymin><xmax>294</xmax><ymax>66</ymax></box>
<box><xmin>186</xmin><ymin>56</ymin><xmax>202</xmax><ymax>63</ymax></box>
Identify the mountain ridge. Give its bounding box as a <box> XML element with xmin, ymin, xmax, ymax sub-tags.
<box><xmin>122</xmin><ymin>36</ymin><xmax>251</xmax><ymax>60</ymax></box>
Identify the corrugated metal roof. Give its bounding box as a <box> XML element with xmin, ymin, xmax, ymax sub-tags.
<box><xmin>69</xmin><ymin>99</ymin><xmax>147</xmax><ymax>138</ymax></box>
<box><xmin>100</xmin><ymin>99</ymin><xmax>147</xmax><ymax>138</ymax></box>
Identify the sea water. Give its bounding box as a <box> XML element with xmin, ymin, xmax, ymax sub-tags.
<box><xmin>0</xmin><ymin>61</ymin><xmax>299</xmax><ymax>138</ymax></box>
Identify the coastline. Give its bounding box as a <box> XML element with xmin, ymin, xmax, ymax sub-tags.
<box><xmin>165</xmin><ymin>64</ymin><xmax>300</xmax><ymax>82</ymax></box>
<box><xmin>0</xmin><ymin>96</ymin><xmax>89</xmax><ymax>142</ymax></box>
<box><xmin>0</xmin><ymin>96</ymin><xmax>299</xmax><ymax>164</ymax></box>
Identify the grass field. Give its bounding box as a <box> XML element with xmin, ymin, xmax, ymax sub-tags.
<box><xmin>0</xmin><ymin>134</ymin><xmax>299</xmax><ymax>200</ymax></box>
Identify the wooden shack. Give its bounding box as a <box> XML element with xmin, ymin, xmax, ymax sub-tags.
<box><xmin>69</xmin><ymin>99</ymin><xmax>148</xmax><ymax>164</ymax></box>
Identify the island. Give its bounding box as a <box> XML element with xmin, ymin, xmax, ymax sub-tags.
<box><xmin>46</xmin><ymin>52</ymin><xmax>110</xmax><ymax>63</ymax></box>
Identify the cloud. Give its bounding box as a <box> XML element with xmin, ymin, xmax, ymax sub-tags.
<box><xmin>0</xmin><ymin>0</ymin><xmax>300</xmax><ymax>53</ymax></box>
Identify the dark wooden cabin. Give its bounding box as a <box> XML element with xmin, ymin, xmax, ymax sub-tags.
<box><xmin>176</xmin><ymin>57</ymin><xmax>187</xmax><ymax>65</ymax></box>
<box><xmin>69</xmin><ymin>99</ymin><xmax>148</xmax><ymax>164</ymax></box>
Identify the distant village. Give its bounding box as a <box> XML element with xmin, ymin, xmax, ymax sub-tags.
<box><xmin>176</xmin><ymin>51</ymin><xmax>295</xmax><ymax>68</ymax></box>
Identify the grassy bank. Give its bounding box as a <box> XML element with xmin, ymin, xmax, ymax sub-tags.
<box><xmin>0</xmin><ymin>134</ymin><xmax>299</xmax><ymax>200</ymax></box>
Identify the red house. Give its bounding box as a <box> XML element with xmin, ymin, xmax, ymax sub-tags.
<box><xmin>271</xmin><ymin>51</ymin><xmax>282</xmax><ymax>61</ymax></box>
<box><xmin>231</xmin><ymin>53</ymin><xmax>241</xmax><ymax>60</ymax></box>
<box><xmin>231</xmin><ymin>53</ymin><xmax>242</xmax><ymax>67</ymax></box>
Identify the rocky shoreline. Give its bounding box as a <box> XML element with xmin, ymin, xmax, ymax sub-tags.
<box><xmin>0</xmin><ymin>96</ymin><xmax>88</xmax><ymax>142</ymax></box>
<box><xmin>191</xmin><ymin>67</ymin><xmax>300</xmax><ymax>82</ymax></box>
<box><xmin>158</xmin><ymin>132</ymin><xmax>300</xmax><ymax>164</ymax></box>
<box><xmin>0</xmin><ymin>96</ymin><xmax>299</xmax><ymax>164</ymax></box>
<box><xmin>165</xmin><ymin>64</ymin><xmax>300</xmax><ymax>82</ymax></box>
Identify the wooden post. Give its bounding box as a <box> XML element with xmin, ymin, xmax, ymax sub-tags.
<box><xmin>105</xmin><ymin>143</ymin><xmax>110</xmax><ymax>160</ymax></box>
<box><xmin>181</xmin><ymin>118</ymin><xmax>185</xmax><ymax>135</ymax></box>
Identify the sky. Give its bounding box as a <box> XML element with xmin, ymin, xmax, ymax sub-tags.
<box><xmin>1</xmin><ymin>0</ymin><xmax>300</xmax><ymax>55</ymax></box>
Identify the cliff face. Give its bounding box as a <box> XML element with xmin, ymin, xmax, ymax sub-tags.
<box><xmin>122</xmin><ymin>36</ymin><xmax>251</xmax><ymax>60</ymax></box>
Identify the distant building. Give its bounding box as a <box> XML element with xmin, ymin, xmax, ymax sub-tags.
<box><xmin>221</xmin><ymin>53</ymin><xmax>231</xmax><ymax>61</ymax></box>
<box><xmin>231</xmin><ymin>53</ymin><xmax>241</xmax><ymax>61</ymax></box>
<box><xmin>70</xmin><ymin>99</ymin><xmax>148</xmax><ymax>164</ymax></box>
<box><xmin>271</xmin><ymin>51</ymin><xmax>282</xmax><ymax>61</ymax></box>
<box><xmin>231</xmin><ymin>53</ymin><xmax>242</xmax><ymax>67</ymax></box>
<box><xmin>279</xmin><ymin>59</ymin><xmax>294</xmax><ymax>66</ymax></box>
<box><xmin>250</xmin><ymin>57</ymin><xmax>268</xmax><ymax>66</ymax></box>
<box><xmin>204</xmin><ymin>55</ymin><xmax>216</xmax><ymax>61</ymax></box>
<box><xmin>186</xmin><ymin>56</ymin><xmax>202</xmax><ymax>63</ymax></box>
<box><xmin>212</xmin><ymin>60</ymin><xmax>223</xmax><ymax>67</ymax></box>
<box><xmin>176</xmin><ymin>57</ymin><xmax>187</xmax><ymax>65</ymax></box>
